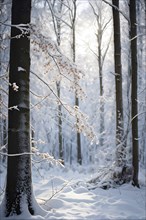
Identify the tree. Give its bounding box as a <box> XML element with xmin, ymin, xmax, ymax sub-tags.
<box><xmin>47</xmin><ymin>0</ymin><xmax>64</xmax><ymax>161</ymax></box>
<box><xmin>47</xmin><ymin>0</ymin><xmax>64</xmax><ymax>162</ymax></box>
<box><xmin>136</xmin><ymin>0</ymin><xmax>146</xmax><ymax>170</ymax></box>
<box><xmin>72</xmin><ymin>0</ymin><xmax>82</xmax><ymax>165</ymax></box>
<box><xmin>89</xmin><ymin>0</ymin><xmax>111</xmax><ymax>147</ymax></box>
<box><xmin>0</xmin><ymin>0</ymin><xmax>8</xmax><ymax>163</ymax></box>
<box><xmin>112</xmin><ymin>0</ymin><xmax>125</xmax><ymax>167</ymax></box>
<box><xmin>0</xmin><ymin>0</ymin><xmax>45</xmax><ymax>217</ymax></box>
<box><xmin>129</xmin><ymin>0</ymin><xmax>139</xmax><ymax>187</ymax></box>
<box><xmin>55</xmin><ymin>0</ymin><xmax>64</xmax><ymax>162</ymax></box>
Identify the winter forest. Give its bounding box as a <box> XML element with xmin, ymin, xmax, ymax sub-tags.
<box><xmin>0</xmin><ymin>0</ymin><xmax>146</xmax><ymax>219</ymax></box>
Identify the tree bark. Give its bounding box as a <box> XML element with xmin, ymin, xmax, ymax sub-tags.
<box><xmin>129</xmin><ymin>0</ymin><xmax>139</xmax><ymax>187</ymax></box>
<box><xmin>112</xmin><ymin>0</ymin><xmax>125</xmax><ymax>167</ymax></box>
<box><xmin>0</xmin><ymin>0</ymin><xmax>41</xmax><ymax>216</ymax></box>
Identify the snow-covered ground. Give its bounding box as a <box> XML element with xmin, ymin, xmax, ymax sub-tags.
<box><xmin>0</xmin><ymin>165</ymin><xmax>146</xmax><ymax>219</ymax></box>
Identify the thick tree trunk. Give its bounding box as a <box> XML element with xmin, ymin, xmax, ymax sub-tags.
<box><xmin>129</xmin><ymin>0</ymin><xmax>139</xmax><ymax>187</ymax></box>
<box><xmin>6</xmin><ymin>0</ymin><xmax>33</xmax><ymax>216</ymax></box>
<box><xmin>0</xmin><ymin>0</ymin><xmax>45</xmax><ymax>217</ymax></box>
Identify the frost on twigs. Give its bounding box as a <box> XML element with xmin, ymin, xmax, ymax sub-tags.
<box><xmin>0</xmin><ymin>146</ymin><xmax>64</xmax><ymax>173</ymax></box>
<box><xmin>11</xmin><ymin>23</ymin><xmax>30</xmax><ymax>39</ymax></box>
<box><xmin>65</xmin><ymin>104</ymin><xmax>97</xmax><ymax>142</ymax></box>
<box><xmin>31</xmin><ymin>146</ymin><xmax>64</xmax><ymax>167</ymax></box>
<box><xmin>30</xmin><ymin>24</ymin><xmax>86</xmax><ymax>100</ymax></box>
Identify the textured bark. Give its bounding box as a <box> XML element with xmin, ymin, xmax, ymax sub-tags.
<box><xmin>129</xmin><ymin>0</ymin><xmax>139</xmax><ymax>187</ymax></box>
<box><xmin>2</xmin><ymin>0</ymin><xmax>36</xmax><ymax>216</ymax></box>
<box><xmin>112</xmin><ymin>0</ymin><xmax>125</xmax><ymax>167</ymax></box>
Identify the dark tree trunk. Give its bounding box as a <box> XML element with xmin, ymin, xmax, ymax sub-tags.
<box><xmin>129</xmin><ymin>0</ymin><xmax>139</xmax><ymax>187</ymax></box>
<box><xmin>0</xmin><ymin>0</ymin><xmax>41</xmax><ymax>217</ymax></box>
<box><xmin>6</xmin><ymin>0</ymin><xmax>33</xmax><ymax>216</ymax></box>
<box><xmin>112</xmin><ymin>0</ymin><xmax>125</xmax><ymax>167</ymax></box>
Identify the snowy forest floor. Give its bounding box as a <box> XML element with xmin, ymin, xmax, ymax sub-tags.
<box><xmin>0</xmin><ymin>164</ymin><xmax>146</xmax><ymax>219</ymax></box>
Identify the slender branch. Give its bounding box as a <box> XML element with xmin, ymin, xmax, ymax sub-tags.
<box><xmin>30</xmin><ymin>93</ymin><xmax>52</xmax><ymax>110</ymax></box>
<box><xmin>45</xmin><ymin>0</ymin><xmax>72</xmax><ymax>29</ymax></box>
<box><xmin>30</xmin><ymin>70</ymin><xmax>71</xmax><ymax>115</ymax></box>
<box><xmin>102</xmin><ymin>0</ymin><xmax>129</xmax><ymax>22</ymax></box>
<box><xmin>0</xmin><ymin>152</ymin><xmax>34</xmax><ymax>157</ymax></box>
<box><xmin>131</xmin><ymin>111</ymin><xmax>146</xmax><ymax>122</ymax></box>
<box><xmin>0</xmin><ymin>74</ymin><xmax>8</xmax><ymax>79</ymax></box>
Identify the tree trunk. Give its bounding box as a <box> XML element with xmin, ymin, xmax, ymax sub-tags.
<box><xmin>129</xmin><ymin>0</ymin><xmax>139</xmax><ymax>187</ymax></box>
<box><xmin>56</xmin><ymin>0</ymin><xmax>63</xmax><ymax>162</ymax></box>
<box><xmin>6</xmin><ymin>0</ymin><xmax>33</xmax><ymax>215</ymax></box>
<box><xmin>112</xmin><ymin>0</ymin><xmax>125</xmax><ymax>167</ymax></box>
<box><xmin>0</xmin><ymin>0</ymin><xmax>45</xmax><ymax>217</ymax></box>
<box><xmin>97</xmin><ymin>17</ymin><xmax>104</xmax><ymax>148</ymax></box>
<box><xmin>72</xmin><ymin>0</ymin><xmax>82</xmax><ymax>165</ymax></box>
<box><xmin>56</xmin><ymin>82</ymin><xmax>63</xmax><ymax>161</ymax></box>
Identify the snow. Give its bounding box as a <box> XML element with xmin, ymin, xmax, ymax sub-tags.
<box><xmin>18</xmin><ymin>67</ymin><xmax>26</xmax><ymax>72</ymax></box>
<box><xmin>1</xmin><ymin>166</ymin><xmax>145</xmax><ymax>220</ymax></box>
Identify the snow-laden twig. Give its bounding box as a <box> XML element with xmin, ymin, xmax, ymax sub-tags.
<box><xmin>131</xmin><ymin>111</ymin><xmax>146</xmax><ymax>122</ymax></box>
<box><xmin>30</xmin><ymin>24</ymin><xmax>85</xmax><ymax>99</ymax></box>
<box><xmin>0</xmin><ymin>146</ymin><xmax>64</xmax><ymax>167</ymax></box>
<box><xmin>8</xmin><ymin>105</ymin><xmax>20</xmax><ymax>111</ymax></box>
<box><xmin>0</xmin><ymin>152</ymin><xmax>34</xmax><ymax>157</ymax></box>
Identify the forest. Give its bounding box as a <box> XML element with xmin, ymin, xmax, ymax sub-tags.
<box><xmin>0</xmin><ymin>0</ymin><xmax>146</xmax><ymax>219</ymax></box>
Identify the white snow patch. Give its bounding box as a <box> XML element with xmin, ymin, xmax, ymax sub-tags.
<box><xmin>18</xmin><ymin>67</ymin><xmax>26</xmax><ymax>72</ymax></box>
<box><xmin>12</xmin><ymin>82</ymin><xmax>19</xmax><ymax>91</ymax></box>
<box><xmin>0</xmin><ymin>167</ymin><xmax>145</xmax><ymax>219</ymax></box>
<box><xmin>34</xmin><ymin>168</ymin><xmax>146</xmax><ymax>220</ymax></box>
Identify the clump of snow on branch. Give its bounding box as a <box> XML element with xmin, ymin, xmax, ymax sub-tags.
<box><xmin>12</xmin><ymin>82</ymin><xmax>19</xmax><ymax>91</ymax></box>
<box><xmin>8</xmin><ymin>105</ymin><xmax>20</xmax><ymax>111</ymax></box>
<box><xmin>18</xmin><ymin>66</ymin><xmax>26</xmax><ymax>72</ymax></box>
<box><xmin>31</xmin><ymin>146</ymin><xmax>64</xmax><ymax>167</ymax></box>
<box><xmin>9</xmin><ymin>82</ymin><xmax>19</xmax><ymax>92</ymax></box>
